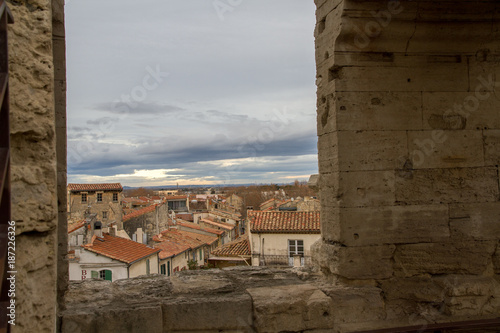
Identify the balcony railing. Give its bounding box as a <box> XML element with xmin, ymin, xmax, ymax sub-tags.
<box><xmin>258</xmin><ymin>255</ymin><xmax>312</xmax><ymax>267</ymax></box>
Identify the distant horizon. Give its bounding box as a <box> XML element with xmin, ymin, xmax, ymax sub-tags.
<box><xmin>67</xmin><ymin>177</ymin><xmax>314</xmax><ymax>189</ymax></box>
<box><xmin>65</xmin><ymin>1</ymin><xmax>318</xmax><ymax>187</ymax></box>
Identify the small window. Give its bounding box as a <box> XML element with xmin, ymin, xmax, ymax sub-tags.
<box><xmin>146</xmin><ymin>259</ymin><xmax>150</xmax><ymax>275</ymax></box>
<box><xmin>199</xmin><ymin>249</ymin><xmax>202</xmax><ymax>261</ymax></box>
<box><xmin>97</xmin><ymin>193</ymin><xmax>103</xmax><ymax>202</ymax></box>
<box><xmin>81</xmin><ymin>193</ymin><xmax>87</xmax><ymax>203</ymax></box>
<box><xmin>113</xmin><ymin>193</ymin><xmax>118</xmax><ymax>202</ymax></box>
<box><xmin>160</xmin><ymin>264</ymin><xmax>166</xmax><ymax>275</ymax></box>
<box><xmin>288</xmin><ymin>240</ymin><xmax>304</xmax><ymax>256</ymax></box>
<box><xmin>102</xmin><ymin>211</ymin><xmax>108</xmax><ymax>219</ymax></box>
<box><xmin>99</xmin><ymin>269</ymin><xmax>112</xmax><ymax>281</ymax></box>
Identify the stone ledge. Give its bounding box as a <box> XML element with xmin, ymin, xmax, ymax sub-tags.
<box><xmin>60</xmin><ymin>267</ymin><xmax>500</xmax><ymax>332</ymax></box>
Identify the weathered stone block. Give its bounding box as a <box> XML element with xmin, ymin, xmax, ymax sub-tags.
<box><xmin>434</xmin><ymin>275</ymin><xmax>498</xmax><ymax>297</ymax></box>
<box><xmin>318</xmin><ymin>131</ymin><xmax>339</xmax><ymax>173</ymax></box>
<box><xmin>162</xmin><ymin>293</ymin><xmax>253</xmax><ymax>332</ymax></box>
<box><xmin>380</xmin><ymin>277</ymin><xmax>444</xmax><ymax>303</ymax></box>
<box><xmin>394</xmin><ymin>241</ymin><xmax>497</xmax><ymax>276</ymax></box>
<box><xmin>320</xmin><ymin>206</ymin><xmax>340</xmax><ymax>240</ymax></box>
<box><xmin>450</xmin><ymin>202</ymin><xmax>500</xmax><ymax>240</ymax></box>
<box><xmin>60</xmin><ymin>311</ymin><xmax>96</xmax><ymax>333</ymax></box>
<box><xmin>317</xmin><ymin>93</ymin><xmax>337</xmax><ymax>136</ymax></box>
<box><xmin>169</xmin><ymin>272</ymin><xmax>234</xmax><ymax>294</ymax></box>
<box><xmin>408</xmin><ymin>130</ymin><xmax>484</xmax><ymax>169</ymax></box>
<box><xmin>331</xmin><ymin>62</ymin><xmax>468</xmax><ymax>92</ymax></box>
<box><xmin>338</xmin><ymin>170</ymin><xmax>395</xmax><ymax>207</ymax></box>
<box><xmin>95</xmin><ymin>306</ymin><xmax>163</xmax><ymax>333</ymax></box>
<box><xmin>423</xmin><ymin>92</ymin><xmax>500</xmax><ymax>131</ymax></box>
<box><xmin>314</xmin><ymin>242</ymin><xmax>395</xmax><ymax>280</ymax></box>
<box><xmin>407</xmin><ymin>22</ymin><xmax>495</xmax><ymax>53</ymax></box>
<box><xmin>395</xmin><ymin>167</ymin><xmax>499</xmax><ymax>205</ymax></box>
<box><xmin>247</xmin><ymin>284</ymin><xmax>334</xmax><ymax>333</ymax></box>
<box><xmin>338</xmin><ymin>131</ymin><xmax>407</xmax><ymax>171</ymax></box>
<box><xmin>339</xmin><ymin>205</ymin><xmax>450</xmax><ymax>246</ymax></box>
<box><xmin>484</xmin><ymin>130</ymin><xmax>500</xmax><ymax>166</ymax></box>
<box><xmin>336</xmin><ymin>92</ymin><xmax>422</xmax><ymax>131</ymax></box>
<box><xmin>323</xmin><ymin>286</ymin><xmax>385</xmax><ymax>324</ymax></box>
<box><xmin>336</xmin><ymin>20</ymin><xmax>417</xmax><ymax>55</ymax></box>
<box><xmin>494</xmin><ymin>244</ymin><xmax>500</xmax><ymax>274</ymax></box>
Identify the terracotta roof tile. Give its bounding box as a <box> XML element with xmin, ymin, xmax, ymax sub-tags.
<box><xmin>177</xmin><ymin>221</ymin><xmax>224</xmax><ymax>235</ymax></box>
<box><xmin>165</xmin><ymin>195</ymin><xmax>188</xmax><ymax>200</ymax></box>
<box><xmin>68</xmin><ymin>183</ymin><xmax>123</xmax><ymax>192</ymax></box>
<box><xmin>68</xmin><ymin>219</ymin><xmax>86</xmax><ymax>234</ymax></box>
<box><xmin>153</xmin><ymin>229</ymin><xmax>218</xmax><ymax>259</ymax></box>
<box><xmin>175</xmin><ymin>213</ymin><xmax>193</xmax><ymax>222</ymax></box>
<box><xmin>259</xmin><ymin>198</ymin><xmax>282</xmax><ymax>208</ymax></box>
<box><xmin>200</xmin><ymin>218</ymin><xmax>235</xmax><ymax>231</ymax></box>
<box><xmin>211</xmin><ymin>235</ymin><xmax>250</xmax><ymax>257</ymax></box>
<box><xmin>83</xmin><ymin>233</ymin><xmax>159</xmax><ymax>264</ymax></box>
<box><xmin>249</xmin><ymin>211</ymin><xmax>320</xmax><ymax>234</ymax></box>
<box><xmin>123</xmin><ymin>205</ymin><xmax>157</xmax><ymax>222</ymax></box>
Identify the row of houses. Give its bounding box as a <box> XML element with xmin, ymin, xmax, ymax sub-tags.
<box><xmin>67</xmin><ymin>183</ymin><xmax>321</xmax><ymax>282</ymax></box>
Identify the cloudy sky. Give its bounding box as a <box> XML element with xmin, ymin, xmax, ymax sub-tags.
<box><xmin>65</xmin><ymin>0</ymin><xmax>318</xmax><ymax>187</ymax></box>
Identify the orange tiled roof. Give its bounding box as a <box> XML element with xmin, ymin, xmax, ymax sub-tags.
<box><xmin>200</xmin><ymin>218</ymin><xmax>235</xmax><ymax>231</ymax></box>
<box><xmin>123</xmin><ymin>204</ymin><xmax>157</xmax><ymax>222</ymax></box>
<box><xmin>83</xmin><ymin>233</ymin><xmax>160</xmax><ymax>264</ymax></box>
<box><xmin>210</xmin><ymin>209</ymin><xmax>242</xmax><ymax>218</ymax></box>
<box><xmin>177</xmin><ymin>221</ymin><xmax>224</xmax><ymax>235</ymax></box>
<box><xmin>175</xmin><ymin>213</ymin><xmax>193</xmax><ymax>222</ymax></box>
<box><xmin>68</xmin><ymin>219</ymin><xmax>86</xmax><ymax>234</ymax></box>
<box><xmin>211</xmin><ymin>235</ymin><xmax>250</xmax><ymax>257</ymax></box>
<box><xmin>154</xmin><ymin>240</ymin><xmax>191</xmax><ymax>260</ymax></box>
<box><xmin>276</xmin><ymin>199</ymin><xmax>293</xmax><ymax>208</ymax></box>
<box><xmin>68</xmin><ymin>183</ymin><xmax>123</xmax><ymax>192</ymax></box>
<box><xmin>153</xmin><ymin>229</ymin><xmax>217</xmax><ymax>259</ymax></box>
<box><xmin>165</xmin><ymin>195</ymin><xmax>187</xmax><ymax>200</ymax></box>
<box><xmin>249</xmin><ymin>211</ymin><xmax>320</xmax><ymax>234</ymax></box>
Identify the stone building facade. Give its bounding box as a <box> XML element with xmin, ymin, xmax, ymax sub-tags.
<box><xmin>5</xmin><ymin>0</ymin><xmax>500</xmax><ymax>332</ymax></box>
<box><xmin>122</xmin><ymin>203</ymin><xmax>171</xmax><ymax>245</ymax></box>
<box><xmin>67</xmin><ymin>183</ymin><xmax>123</xmax><ymax>225</ymax></box>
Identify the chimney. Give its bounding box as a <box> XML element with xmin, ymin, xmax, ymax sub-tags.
<box><xmin>94</xmin><ymin>221</ymin><xmax>103</xmax><ymax>238</ymax></box>
<box><xmin>136</xmin><ymin>228</ymin><xmax>143</xmax><ymax>244</ymax></box>
<box><xmin>109</xmin><ymin>226</ymin><xmax>116</xmax><ymax>237</ymax></box>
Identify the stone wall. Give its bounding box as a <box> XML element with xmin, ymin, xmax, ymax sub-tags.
<box><xmin>7</xmin><ymin>0</ymin><xmax>500</xmax><ymax>332</ymax></box>
<box><xmin>123</xmin><ymin>203</ymin><xmax>169</xmax><ymax>245</ymax></box>
<box><xmin>7</xmin><ymin>0</ymin><xmax>65</xmax><ymax>332</ymax></box>
<box><xmin>313</xmin><ymin>0</ymin><xmax>500</xmax><ymax>329</ymax></box>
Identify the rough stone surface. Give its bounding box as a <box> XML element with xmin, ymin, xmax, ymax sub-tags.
<box><xmin>338</xmin><ymin>205</ymin><xmax>450</xmax><ymax>246</ymax></box>
<box><xmin>314</xmin><ymin>0</ymin><xmax>500</xmax><ymax>330</ymax></box>
<box><xmin>394</xmin><ymin>241</ymin><xmax>497</xmax><ymax>277</ymax></box>
<box><xmin>6</xmin><ymin>0</ymin><xmax>64</xmax><ymax>332</ymax></box>
<box><xmin>248</xmin><ymin>284</ymin><xmax>334</xmax><ymax>333</ymax></box>
<box><xmin>395</xmin><ymin>167</ymin><xmax>499</xmax><ymax>205</ymax></box>
<box><xmin>450</xmin><ymin>202</ymin><xmax>500</xmax><ymax>241</ymax></box>
<box><xmin>8</xmin><ymin>0</ymin><xmax>500</xmax><ymax>332</ymax></box>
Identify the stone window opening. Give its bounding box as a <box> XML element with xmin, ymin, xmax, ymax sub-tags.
<box><xmin>97</xmin><ymin>193</ymin><xmax>103</xmax><ymax>202</ymax></box>
<box><xmin>81</xmin><ymin>193</ymin><xmax>87</xmax><ymax>203</ymax></box>
<box><xmin>8</xmin><ymin>1</ymin><xmax>500</xmax><ymax>331</ymax></box>
<box><xmin>112</xmin><ymin>192</ymin><xmax>118</xmax><ymax>202</ymax></box>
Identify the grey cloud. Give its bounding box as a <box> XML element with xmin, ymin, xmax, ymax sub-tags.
<box><xmin>86</xmin><ymin>117</ymin><xmax>119</xmax><ymax>126</ymax></box>
<box><xmin>94</xmin><ymin>101</ymin><xmax>185</xmax><ymax>115</ymax></box>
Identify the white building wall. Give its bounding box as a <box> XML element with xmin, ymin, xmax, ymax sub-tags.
<box><xmin>69</xmin><ymin>250</ymin><xmax>128</xmax><ymax>281</ymax></box>
<box><xmin>249</xmin><ymin>233</ymin><xmax>321</xmax><ymax>257</ymax></box>
<box><xmin>128</xmin><ymin>254</ymin><xmax>159</xmax><ymax>278</ymax></box>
